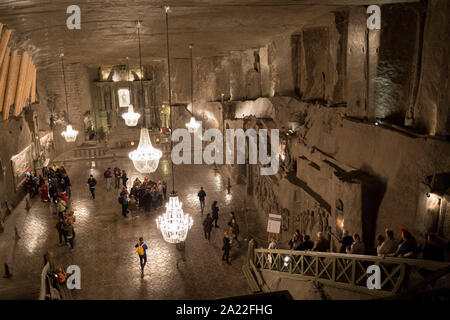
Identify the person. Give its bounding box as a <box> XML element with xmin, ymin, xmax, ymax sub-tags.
<box><xmin>211</xmin><ymin>201</ymin><xmax>219</xmax><ymax>228</ymax></box>
<box><xmin>347</xmin><ymin>233</ymin><xmax>365</xmax><ymax>254</ymax></box>
<box><xmin>377</xmin><ymin>229</ymin><xmax>397</xmax><ymax>256</ymax></box>
<box><xmin>423</xmin><ymin>233</ymin><xmax>445</xmax><ymax>262</ymax></box>
<box><xmin>229</xmin><ymin>218</ymin><xmax>241</xmax><ymax>248</ymax></box>
<box><xmin>122</xmin><ymin>170</ymin><xmax>128</xmax><ymax>188</ymax></box>
<box><xmin>302</xmin><ymin>235</ymin><xmax>314</xmax><ymax>250</ymax></box>
<box><xmin>339</xmin><ymin>230</ymin><xmax>354</xmax><ymax>253</ymax></box>
<box><xmin>151</xmin><ymin>188</ymin><xmax>159</xmax><ymax>209</ymax></box>
<box><xmin>40</xmin><ymin>181</ymin><xmax>49</xmax><ymax>202</ymax></box>
<box><xmin>202</xmin><ymin>213</ymin><xmax>213</xmax><ymax>240</ymax></box>
<box><xmin>63</xmin><ymin>173</ymin><xmax>71</xmax><ymax>198</ymax></box>
<box><xmin>227</xmin><ymin>212</ymin><xmax>236</xmax><ymax>228</ymax></box>
<box><xmin>63</xmin><ymin>222</ymin><xmax>75</xmax><ymax>249</ymax></box>
<box><xmin>222</xmin><ymin>232</ymin><xmax>232</xmax><ymax>264</ymax></box>
<box><xmin>128</xmin><ymin>195</ymin><xmax>139</xmax><ymax>219</ymax></box>
<box><xmin>113</xmin><ymin>167</ymin><xmax>121</xmax><ymax>189</ymax></box>
<box><xmin>57</xmin><ymin>197</ymin><xmax>68</xmax><ymax>219</ymax></box>
<box><xmin>135</xmin><ymin>237</ymin><xmax>148</xmax><ymax>274</ymax></box>
<box><xmin>56</xmin><ymin>268</ymin><xmax>67</xmax><ymax>284</ymax></box>
<box><xmin>175</xmin><ymin>241</ymin><xmax>186</xmax><ymax>269</ymax></box>
<box><xmin>87</xmin><ymin>175</ymin><xmax>97</xmax><ymax>199</ymax></box>
<box><xmin>162</xmin><ymin>181</ymin><xmax>167</xmax><ymax>200</ymax></box>
<box><xmin>388</xmin><ymin>228</ymin><xmax>418</xmax><ymax>258</ymax></box>
<box><xmin>267</xmin><ymin>238</ymin><xmax>278</xmax><ymax>264</ymax></box>
<box><xmin>56</xmin><ymin>218</ymin><xmax>66</xmax><ymax>245</ymax></box>
<box><xmin>142</xmin><ymin>189</ymin><xmax>152</xmax><ymax>214</ymax></box>
<box><xmin>293</xmin><ymin>233</ymin><xmax>304</xmax><ymax>250</ymax></box>
<box><xmin>119</xmin><ymin>187</ymin><xmax>129</xmax><ymax>217</ymax></box>
<box><xmin>197</xmin><ymin>187</ymin><xmax>206</xmax><ymax>215</ymax></box>
<box><xmin>104</xmin><ymin>168</ymin><xmax>112</xmax><ymax>191</ymax></box>
<box><xmin>288</xmin><ymin>231</ymin><xmax>300</xmax><ymax>250</ymax></box>
<box><xmin>312</xmin><ymin>232</ymin><xmax>330</xmax><ymax>252</ymax></box>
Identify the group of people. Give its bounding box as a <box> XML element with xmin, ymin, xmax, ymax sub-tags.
<box><xmin>55</xmin><ymin>211</ymin><xmax>76</xmax><ymax>249</ymax></box>
<box><xmin>117</xmin><ymin>174</ymin><xmax>167</xmax><ymax>218</ymax></box>
<box><xmin>283</xmin><ymin>227</ymin><xmax>446</xmax><ymax>262</ymax></box>
<box><xmin>197</xmin><ymin>187</ymin><xmax>241</xmax><ymax>265</ymax></box>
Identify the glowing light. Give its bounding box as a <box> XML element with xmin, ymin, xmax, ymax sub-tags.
<box><xmin>156</xmin><ymin>193</ymin><xmax>193</xmax><ymax>243</ymax></box>
<box><xmin>122</xmin><ymin>104</ymin><xmax>140</xmax><ymax>127</ymax></box>
<box><xmin>186</xmin><ymin>116</ymin><xmax>201</xmax><ymax>133</ymax></box>
<box><xmin>129</xmin><ymin>127</ymin><xmax>162</xmax><ymax>173</ymax></box>
<box><xmin>61</xmin><ymin>124</ymin><xmax>78</xmax><ymax>142</ymax></box>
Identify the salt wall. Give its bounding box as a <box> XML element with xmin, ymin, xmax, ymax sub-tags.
<box><xmin>163</xmin><ymin>1</ymin><xmax>450</xmax><ymax>248</ymax></box>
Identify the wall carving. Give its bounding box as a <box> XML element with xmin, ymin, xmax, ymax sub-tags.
<box><xmin>10</xmin><ymin>144</ymin><xmax>34</xmax><ymax>190</ymax></box>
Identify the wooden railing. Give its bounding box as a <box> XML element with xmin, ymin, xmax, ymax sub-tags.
<box><xmin>72</xmin><ymin>146</ymin><xmax>107</xmax><ymax>159</ymax></box>
<box><xmin>251</xmin><ymin>246</ymin><xmax>450</xmax><ymax>297</ymax></box>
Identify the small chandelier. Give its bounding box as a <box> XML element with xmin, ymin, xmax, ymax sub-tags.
<box><xmin>156</xmin><ymin>193</ymin><xmax>193</xmax><ymax>243</ymax></box>
<box><xmin>129</xmin><ymin>127</ymin><xmax>162</xmax><ymax>173</ymax></box>
<box><xmin>122</xmin><ymin>104</ymin><xmax>140</xmax><ymax>126</ymax></box>
<box><xmin>61</xmin><ymin>124</ymin><xmax>78</xmax><ymax>143</ymax></box>
<box><xmin>186</xmin><ymin>116</ymin><xmax>200</xmax><ymax>133</ymax></box>
<box><xmin>60</xmin><ymin>53</ymin><xmax>78</xmax><ymax>143</ymax></box>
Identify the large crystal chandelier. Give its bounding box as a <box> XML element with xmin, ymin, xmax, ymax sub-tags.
<box><xmin>156</xmin><ymin>194</ymin><xmax>193</xmax><ymax>243</ymax></box>
<box><xmin>156</xmin><ymin>6</ymin><xmax>193</xmax><ymax>244</ymax></box>
<box><xmin>129</xmin><ymin>127</ymin><xmax>162</xmax><ymax>173</ymax></box>
<box><xmin>122</xmin><ymin>104</ymin><xmax>140</xmax><ymax>126</ymax></box>
<box><xmin>60</xmin><ymin>53</ymin><xmax>78</xmax><ymax>143</ymax></box>
<box><xmin>185</xmin><ymin>44</ymin><xmax>201</xmax><ymax>134</ymax></box>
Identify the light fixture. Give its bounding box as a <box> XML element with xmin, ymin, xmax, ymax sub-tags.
<box><xmin>185</xmin><ymin>44</ymin><xmax>201</xmax><ymax>133</ymax></box>
<box><xmin>60</xmin><ymin>53</ymin><xmax>79</xmax><ymax>143</ymax></box>
<box><xmin>156</xmin><ymin>194</ymin><xmax>193</xmax><ymax>243</ymax></box>
<box><xmin>156</xmin><ymin>5</ymin><xmax>193</xmax><ymax>244</ymax></box>
<box><xmin>129</xmin><ymin>127</ymin><xmax>162</xmax><ymax>173</ymax></box>
<box><xmin>122</xmin><ymin>104</ymin><xmax>140</xmax><ymax>126</ymax></box>
<box><xmin>129</xmin><ymin>20</ymin><xmax>162</xmax><ymax>173</ymax></box>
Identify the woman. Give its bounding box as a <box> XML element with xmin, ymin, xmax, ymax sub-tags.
<box><xmin>211</xmin><ymin>201</ymin><xmax>219</xmax><ymax>228</ymax></box>
<box><xmin>128</xmin><ymin>195</ymin><xmax>139</xmax><ymax>218</ymax></box>
<box><xmin>40</xmin><ymin>181</ymin><xmax>49</xmax><ymax>202</ymax></box>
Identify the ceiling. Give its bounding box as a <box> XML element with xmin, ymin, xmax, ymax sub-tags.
<box><xmin>0</xmin><ymin>0</ymin><xmax>418</xmax><ymax>69</ymax></box>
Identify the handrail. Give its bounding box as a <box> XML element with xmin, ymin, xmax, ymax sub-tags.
<box><xmin>252</xmin><ymin>247</ymin><xmax>450</xmax><ymax>297</ymax></box>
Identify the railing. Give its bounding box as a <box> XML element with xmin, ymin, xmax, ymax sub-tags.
<box><xmin>252</xmin><ymin>246</ymin><xmax>450</xmax><ymax>297</ymax></box>
<box><xmin>72</xmin><ymin>147</ymin><xmax>107</xmax><ymax>159</ymax></box>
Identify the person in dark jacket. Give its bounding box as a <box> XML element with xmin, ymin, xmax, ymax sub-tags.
<box><xmin>211</xmin><ymin>201</ymin><xmax>219</xmax><ymax>228</ymax></box>
<box><xmin>63</xmin><ymin>223</ymin><xmax>75</xmax><ymax>249</ymax></box>
<box><xmin>227</xmin><ymin>212</ymin><xmax>236</xmax><ymax>227</ymax></box>
<box><xmin>222</xmin><ymin>232</ymin><xmax>232</xmax><ymax>264</ymax></box>
<box><xmin>301</xmin><ymin>235</ymin><xmax>314</xmax><ymax>250</ymax></box>
<box><xmin>113</xmin><ymin>167</ymin><xmax>121</xmax><ymax>189</ymax></box>
<box><xmin>142</xmin><ymin>189</ymin><xmax>152</xmax><ymax>214</ymax></box>
<box><xmin>56</xmin><ymin>218</ymin><xmax>66</xmax><ymax>245</ymax></box>
<box><xmin>119</xmin><ymin>187</ymin><xmax>129</xmax><ymax>217</ymax></box>
<box><xmin>63</xmin><ymin>173</ymin><xmax>71</xmax><ymax>198</ymax></box>
<box><xmin>229</xmin><ymin>218</ymin><xmax>241</xmax><ymax>248</ymax></box>
<box><xmin>339</xmin><ymin>230</ymin><xmax>354</xmax><ymax>253</ymax></box>
<box><xmin>202</xmin><ymin>213</ymin><xmax>213</xmax><ymax>240</ymax></box>
<box><xmin>121</xmin><ymin>170</ymin><xmax>128</xmax><ymax>188</ymax></box>
<box><xmin>87</xmin><ymin>175</ymin><xmax>97</xmax><ymax>199</ymax></box>
<box><xmin>197</xmin><ymin>186</ymin><xmax>206</xmax><ymax>215</ymax></box>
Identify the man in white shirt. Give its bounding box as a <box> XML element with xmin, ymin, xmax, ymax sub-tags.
<box><xmin>377</xmin><ymin>229</ymin><xmax>398</xmax><ymax>256</ymax></box>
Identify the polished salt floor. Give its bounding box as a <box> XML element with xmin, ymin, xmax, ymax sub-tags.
<box><xmin>0</xmin><ymin>156</ymin><xmax>256</xmax><ymax>299</ymax></box>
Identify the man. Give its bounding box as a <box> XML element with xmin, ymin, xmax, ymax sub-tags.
<box><xmin>63</xmin><ymin>222</ymin><xmax>75</xmax><ymax>249</ymax></box>
<box><xmin>227</xmin><ymin>212</ymin><xmax>236</xmax><ymax>228</ymax></box>
<box><xmin>377</xmin><ymin>229</ymin><xmax>397</xmax><ymax>256</ymax></box>
<box><xmin>197</xmin><ymin>186</ymin><xmax>206</xmax><ymax>215</ymax></box>
<box><xmin>119</xmin><ymin>187</ymin><xmax>129</xmax><ymax>217</ymax></box>
<box><xmin>202</xmin><ymin>213</ymin><xmax>213</xmax><ymax>241</ymax></box>
<box><xmin>63</xmin><ymin>173</ymin><xmax>71</xmax><ymax>198</ymax></box>
<box><xmin>56</xmin><ymin>218</ymin><xmax>66</xmax><ymax>245</ymax></box>
<box><xmin>122</xmin><ymin>170</ymin><xmax>128</xmax><ymax>188</ymax></box>
<box><xmin>87</xmin><ymin>175</ymin><xmax>97</xmax><ymax>199</ymax></box>
<box><xmin>222</xmin><ymin>232</ymin><xmax>232</xmax><ymax>265</ymax></box>
<box><xmin>135</xmin><ymin>237</ymin><xmax>148</xmax><ymax>274</ymax></box>
<box><xmin>312</xmin><ymin>231</ymin><xmax>330</xmax><ymax>252</ymax></box>
<box><xmin>347</xmin><ymin>233</ymin><xmax>365</xmax><ymax>254</ymax></box>
<box><xmin>211</xmin><ymin>201</ymin><xmax>219</xmax><ymax>228</ymax></box>
<box><xmin>229</xmin><ymin>218</ymin><xmax>241</xmax><ymax>248</ymax></box>
<box><xmin>113</xmin><ymin>167</ymin><xmax>121</xmax><ymax>189</ymax></box>
<box><xmin>104</xmin><ymin>168</ymin><xmax>112</xmax><ymax>191</ymax></box>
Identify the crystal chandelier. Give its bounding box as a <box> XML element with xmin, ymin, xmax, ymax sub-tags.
<box><xmin>60</xmin><ymin>53</ymin><xmax>78</xmax><ymax>143</ymax></box>
<box><xmin>185</xmin><ymin>44</ymin><xmax>201</xmax><ymax>134</ymax></box>
<box><xmin>156</xmin><ymin>6</ymin><xmax>193</xmax><ymax>244</ymax></box>
<box><xmin>129</xmin><ymin>127</ymin><xmax>162</xmax><ymax>173</ymax></box>
<box><xmin>122</xmin><ymin>104</ymin><xmax>140</xmax><ymax>126</ymax></box>
<box><xmin>61</xmin><ymin>124</ymin><xmax>79</xmax><ymax>143</ymax></box>
<box><xmin>156</xmin><ymin>193</ymin><xmax>193</xmax><ymax>243</ymax></box>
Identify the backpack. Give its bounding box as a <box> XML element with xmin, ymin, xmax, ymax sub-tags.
<box><xmin>137</xmin><ymin>243</ymin><xmax>145</xmax><ymax>256</ymax></box>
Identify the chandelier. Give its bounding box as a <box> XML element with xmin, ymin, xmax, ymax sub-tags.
<box><xmin>122</xmin><ymin>104</ymin><xmax>140</xmax><ymax>126</ymax></box>
<box><xmin>185</xmin><ymin>44</ymin><xmax>201</xmax><ymax>134</ymax></box>
<box><xmin>129</xmin><ymin>127</ymin><xmax>162</xmax><ymax>173</ymax></box>
<box><xmin>156</xmin><ymin>6</ymin><xmax>193</xmax><ymax>244</ymax></box>
<box><xmin>61</xmin><ymin>124</ymin><xmax>79</xmax><ymax>143</ymax></box>
<box><xmin>156</xmin><ymin>193</ymin><xmax>193</xmax><ymax>243</ymax></box>
<box><xmin>60</xmin><ymin>53</ymin><xmax>78</xmax><ymax>143</ymax></box>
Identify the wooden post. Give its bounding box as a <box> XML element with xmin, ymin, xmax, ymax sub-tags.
<box><xmin>0</xmin><ymin>29</ymin><xmax>12</xmax><ymax>69</ymax></box>
<box><xmin>3</xmin><ymin>50</ymin><xmax>20</xmax><ymax>120</ymax></box>
<box><xmin>0</xmin><ymin>46</ymin><xmax>10</xmax><ymax>111</ymax></box>
<box><xmin>14</xmin><ymin>52</ymin><xmax>29</xmax><ymax>116</ymax></box>
<box><xmin>30</xmin><ymin>65</ymin><xmax>36</xmax><ymax>103</ymax></box>
<box><xmin>22</xmin><ymin>60</ymin><xmax>34</xmax><ymax>109</ymax></box>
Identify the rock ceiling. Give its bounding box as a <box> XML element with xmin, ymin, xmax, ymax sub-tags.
<box><xmin>0</xmin><ymin>0</ymin><xmax>418</xmax><ymax>69</ymax></box>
